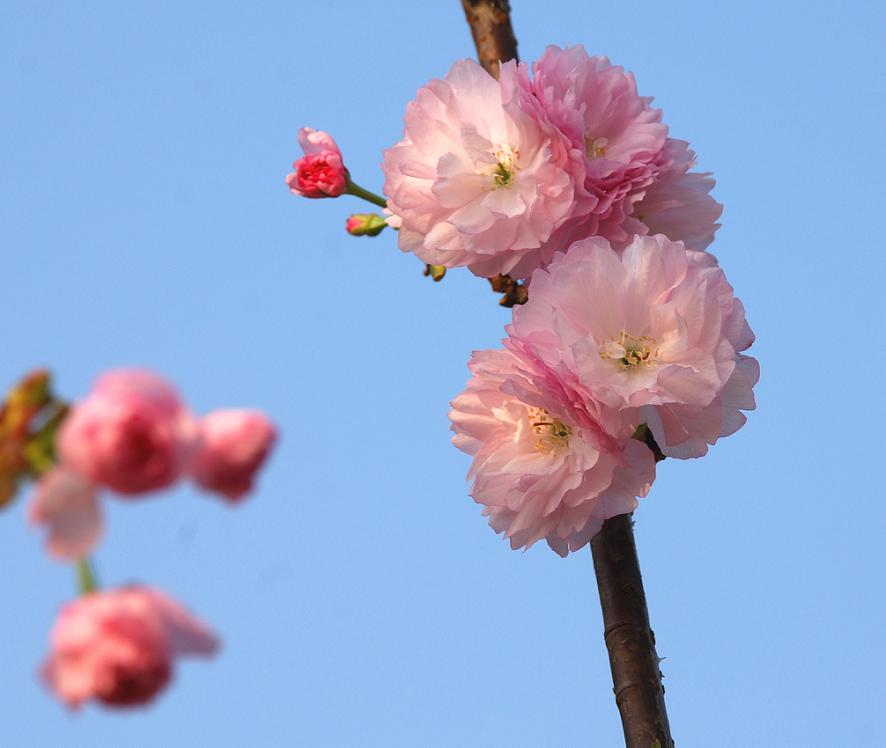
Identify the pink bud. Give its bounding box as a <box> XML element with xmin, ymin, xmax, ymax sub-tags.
<box><xmin>285</xmin><ymin>127</ymin><xmax>349</xmax><ymax>198</ymax></box>
<box><xmin>29</xmin><ymin>467</ymin><xmax>102</xmax><ymax>560</ymax></box>
<box><xmin>57</xmin><ymin>369</ymin><xmax>194</xmax><ymax>497</ymax></box>
<box><xmin>188</xmin><ymin>409</ymin><xmax>277</xmax><ymax>502</ymax></box>
<box><xmin>42</xmin><ymin>586</ymin><xmax>218</xmax><ymax>709</ymax></box>
<box><xmin>345</xmin><ymin>213</ymin><xmax>387</xmax><ymax>236</ymax></box>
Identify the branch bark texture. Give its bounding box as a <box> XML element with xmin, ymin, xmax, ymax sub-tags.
<box><xmin>460</xmin><ymin>0</ymin><xmax>518</xmax><ymax>77</ymax></box>
<box><xmin>460</xmin><ymin>5</ymin><xmax>674</xmax><ymax>746</ymax></box>
<box><xmin>591</xmin><ymin>514</ymin><xmax>673</xmax><ymax>747</ymax></box>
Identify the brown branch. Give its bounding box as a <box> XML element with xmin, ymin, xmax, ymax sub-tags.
<box><xmin>460</xmin><ymin>0</ymin><xmax>518</xmax><ymax>78</ymax></box>
<box><xmin>591</xmin><ymin>514</ymin><xmax>673</xmax><ymax>747</ymax></box>
<box><xmin>461</xmin><ymin>5</ymin><xmax>674</xmax><ymax>745</ymax></box>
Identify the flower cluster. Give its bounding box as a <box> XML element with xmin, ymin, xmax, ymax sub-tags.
<box><xmin>450</xmin><ymin>235</ymin><xmax>757</xmax><ymax>556</ymax></box>
<box><xmin>31</xmin><ymin>369</ymin><xmax>277</xmax><ymax>561</ymax></box>
<box><xmin>382</xmin><ymin>45</ymin><xmax>721</xmax><ymax>279</ymax></box>
<box><xmin>285</xmin><ymin>44</ymin><xmax>756</xmax><ymax>557</ymax></box>
<box><xmin>0</xmin><ymin>367</ymin><xmax>277</xmax><ymax>710</ymax></box>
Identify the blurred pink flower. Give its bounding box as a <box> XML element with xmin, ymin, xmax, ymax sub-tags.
<box><xmin>43</xmin><ymin>586</ymin><xmax>218</xmax><ymax>709</ymax></box>
<box><xmin>450</xmin><ymin>348</ymin><xmax>655</xmax><ymax>556</ymax></box>
<box><xmin>510</xmin><ymin>235</ymin><xmax>758</xmax><ymax>457</ymax></box>
<box><xmin>286</xmin><ymin>127</ymin><xmax>349</xmax><ymax>198</ymax></box>
<box><xmin>29</xmin><ymin>467</ymin><xmax>101</xmax><ymax>560</ymax></box>
<box><xmin>383</xmin><ymin>59</ymin><xmax>579</xmax><ymax>278</ymax></box>
<box><xmin>58</xmin><ymin>369</ymin><xmax>194</xmax><ymax>496</ymax></box>
<box><xmin>188</xmin><ymin>409</ymin><xmax>277</xmax><ymax>502</ymax></box>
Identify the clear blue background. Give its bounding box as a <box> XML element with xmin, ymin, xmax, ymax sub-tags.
<box><xmin>1</xmin><ymin>1</ymin><xmax>883</xmax><ymax>745</ymax></box>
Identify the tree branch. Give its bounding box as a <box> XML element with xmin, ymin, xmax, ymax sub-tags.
<box><xmin>460</xmin><ymin>0</ymin><xmax>518</xmax><ymax>77</ymax></box>
<box><xmin>460</xmin><ymin>4</ymin><xmax>674</xmax><ymax>745</ymax></box>
<box><xmin>591</xmin><ymin>514</ymin><xmax>673</xmax><ymax>747</ymax></box>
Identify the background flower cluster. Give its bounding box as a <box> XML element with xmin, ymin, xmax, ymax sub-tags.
<box><xmin>1</xmin><ymin>369</ymin><xmax>276</xmax><ymax>709</ymax></box>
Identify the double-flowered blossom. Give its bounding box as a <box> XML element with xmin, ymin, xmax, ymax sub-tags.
<box><xmin>43</xmin><ymin>586</ymin><xmax>217</xmax><ymax>709</ymax></box>
<box><xmin>58</xmin><ymin>370</ymin><xmax>193</xmax><ymax>496</ymax></box>
<box><xmin>451</xmin><ymin>234</ymin><xmax>757</xmax><ymax>553</ymax></box>
<box><xmin>625</xmin><ymin>139</ymin><xmax>722</xmax><ymax>252</ymax></box>
<box><xmin>188</xmin><ymin>409</ymin><xmax>277</xmax><ymax>502</ymax></box>
<box><xmin>286</xmin><ymin>128</ymin><xmax>349</xmax><ymax>198</ymax></box>
<box><xmin>384</xmin><ymin>45</ymin><xmax>721</xmax><ymax>280</ymax></box>
<box><xmin>450</xmin><ymin>348</ymin><xmax>655</xmax><ymax>556</ymax></box>
<box><xmin>383</xmin><ymin>59</ymin><xmax>580</xmax><ymax>278</ymax></box>
<box><xmin>509</xmin><ymin>235</ymin><xmax>758</xmax><ymax>458</ymax></box>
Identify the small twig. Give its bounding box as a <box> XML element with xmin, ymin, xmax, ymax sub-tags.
<box><xmin>460</xmin><ymin>0</ymin><xmax>519</xmax><ymax>78</ymax></box>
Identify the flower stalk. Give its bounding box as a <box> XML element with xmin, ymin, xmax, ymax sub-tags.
<box><xmin>76</xmin><ymin>557</ymin><xmax>98</xmax><ymax>595</ymax></box>
<box><xmin>346</xmin><ymin>180</ymin><xmax>387</xmax><ymax>209</ymax></box>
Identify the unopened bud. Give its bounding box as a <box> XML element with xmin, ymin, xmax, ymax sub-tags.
<box><xmin>345</xmin><ymin>213</ymin><xmax>387</xmax><ymax>237</ymax></box>
<box><xmin>285</xmin><ymin>127</ymin><xmax>349</xmax><ymax>198</ymax></box>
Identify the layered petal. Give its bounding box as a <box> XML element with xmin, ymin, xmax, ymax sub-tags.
<box><xmin>450</xmin><ymin>348</ymin><xmax>655</xmax><ymax>556</ymax></box>
<box><xmin>187</xmin><ymin>409</ymin><xmax>277</xmax><ymax>502</ymax></box>
<box><xmin>383</xmin><ymin>59</ymin><xmax>581</xmax><ymax>277</ymax></box>
<box><xmin>510</xmin><ymin>235</ymin><xmax>758</xmax><ymax>458</ymax></box>
<box><xmin>58</xmin><ymin>369</ymin><xmax>194</xmax><ymax>496</ymax></box>
<box><xmin>29</xmin><ymin>468</ymin><xmax>102</xmax><ymax>560</ymax></box>
<box><xmin>42</xmin><ymin>586</ymin><xmax>217</xmax><ymax>709</ymax></box>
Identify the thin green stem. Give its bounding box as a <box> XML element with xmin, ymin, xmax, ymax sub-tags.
<box><xmin>76</xmin><ymin>557</ymin><xmax>98</xmax><ymax>595</ymax></box>
<box><xmin>346</xmin><ymin>180</ymin><xmax>388</xmax><ymax>209</ymax></box>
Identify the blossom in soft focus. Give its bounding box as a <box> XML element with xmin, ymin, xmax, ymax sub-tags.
<box><xmin>345</xmin><ymin>213</ymin><xmax>387</xmax><ymax>236</ymax></box>
<box><xmin>383</xmin><ymin>59</ymin><xmax>579</xmax><ymax>278</ymax></box>
<box><xmin>29</xmin><ymin>467</ymin><xmax>101</xmax><ymax>560</ymax></box>
<box><xmin>43</xmin><ymin>586</ymin><xmax>218</xmax><ymax>709</ymax></box>
<box><xmin>509</xmin><ymin>235</ymin><xmax>758</xmax><ymax>458</ymax></box>
<box><xmin>450</xmin><ymin>348</ymin><xmax>655</xmax><ymax>556</ymax></box>
<box><xmin>188</xmin><ymin>409</ymin><xmax>277</xmax><ymax>502</ymax></box>
<box><xmin>626</xmin><ymin>139</ymin><xmax>722</xmax><ymax>251</ymax></box>
<box><xmin>57</xmin><ymin>370</ymin><xmax>193</xmax><ymax>496</ymax></box>
<box><xmin>286</xmin><ymin>127</ymin><xmax>349</xmax><ymax>198</ymax></box>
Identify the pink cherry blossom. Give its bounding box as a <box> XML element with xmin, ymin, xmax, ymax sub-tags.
<box><xmin>42</xmin><ymin>586</ymin><xmax>218</xmax><ymax>709</ymax></box>
<box><xmin>57</xmin><ymin>369</ymin><xmax>194</xmax><ymax>496</ymax></box>
<box><xmin>450</xmin><ymin>348</ymin><xmax>655</xmax><ymax>556</ymax></box>
<box><xmin>626</xmin><ymin>139</ymin><xmax>723</xmax><ymax>252</ymax></box>
<box><xmin>509</xmin><ymin>235</ymin><xmax>758</xmax><ymax>458</ymax></box>
<box><xmin>383</xmin><ymin>59</ymin><xmax>580</xmax><ymax>278</ymax></box>
<box><xmin>29</xmin><ymin>467</ymin><xmax>102</xmax><ymax>560</ymax></box>
<box><xmin>286</xmin><ymin>127</ymin><xmax>349</xmax><ymax>198</ymax></box>
<box><xmin>501</xmin><ymin>45</ymin><xmax>668</xmax><ymax>279</ymax></box>
<box><xmin>187</xmin><ymin>409</ymin><xmax>277</xmax><ymax>502</ymax></box>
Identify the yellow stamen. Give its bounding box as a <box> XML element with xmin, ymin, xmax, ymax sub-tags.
<box><xmin>599</xmin><ymin>330</ymin><xmax>661</xmax><ymax>370</ymax></box>
<box><xmin>527</xmin><ymin>406</ymin><xmax>571</xmax><ymax>454</ymax></box>
<box><xmin>584</xmin><ymin>134</ymin><xmax>608</xmax><ymax>159</ymax></box>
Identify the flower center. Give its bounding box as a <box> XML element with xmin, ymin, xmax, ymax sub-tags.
<box><xmin>527</xmin><ymin>406</ymin><xmax>571</xmax><ymax>454</ymax></box>
<box><xmin>490</xmin><ymin>146</ymin><xmax>519</xmax><ymax>188</ymax></box>
<box><xmin>584</xmin><ymin>134</ymin><xmax>608</xmax><ymax>159</ymax></box>
<box><xmin>599</xmin><ymin>331</ymin><xmax>661</xmax><ymax>370</ymax></box>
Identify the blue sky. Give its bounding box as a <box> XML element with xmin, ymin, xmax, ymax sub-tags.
<box><xmin>1</xmin><ymin>1</ymin><xmax>884</xmax><ymax>745</ymax></box>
